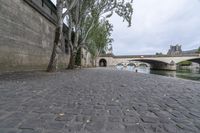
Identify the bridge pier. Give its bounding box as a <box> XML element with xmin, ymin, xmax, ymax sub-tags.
<box><xmin>150</xmin><ymin>63</ymin><xmax>176</xmax><ymax>71</ymax></box>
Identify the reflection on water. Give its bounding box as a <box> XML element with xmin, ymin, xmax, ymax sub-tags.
<box><xmin>116</xmin><ymin>65</ymin><xmax>150</xmax><ymax>74</ymax></box>
<box><xmin>116</xmin><ymin>65</ymin><xmax>200</xmax><ymax>81</ymax></box>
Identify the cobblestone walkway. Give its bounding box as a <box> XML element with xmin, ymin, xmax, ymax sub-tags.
<box><xmin>0</xmin><ymin>68</ymin><xmax>200</xmax><ymax>133</ymax></box>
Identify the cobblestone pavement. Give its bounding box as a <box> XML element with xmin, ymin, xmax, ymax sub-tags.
<box><xmin>0</xmin><ymin>68</ymin><xmax>200</xmax><ymax>133</ymax></box>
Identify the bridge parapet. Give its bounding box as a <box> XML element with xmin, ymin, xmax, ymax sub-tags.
<box><xmin>112</xmin><ymin>54</ymin><xmax>200</xmax><ymax>58</ymax></box>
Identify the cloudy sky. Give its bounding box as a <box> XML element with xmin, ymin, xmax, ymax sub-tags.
<box><xmin>51</xmin><ymin>0</ymin><xmax>200</xmax><ymax>55</ymax></box>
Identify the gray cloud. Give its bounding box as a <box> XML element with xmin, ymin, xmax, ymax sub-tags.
<box><xmin>110</xmin><ymin>0</ymin><xmax>200</xmax><ymax>55</ymax></box>
<box><xmin>51</xmin><ymin>0</ymin><xmax>200</xmax><ymax>55</ymax></box>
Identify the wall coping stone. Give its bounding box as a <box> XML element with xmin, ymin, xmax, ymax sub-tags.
<box><xmin>23</xmin><ymin>0</ymin><xmax>57</xmax><ymax>25</ymax></box>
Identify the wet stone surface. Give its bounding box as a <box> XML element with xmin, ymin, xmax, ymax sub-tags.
<box><xmin>0</xmin><ymin>68</ymin><xmax>200</xmax><ymax>133</ymax></box>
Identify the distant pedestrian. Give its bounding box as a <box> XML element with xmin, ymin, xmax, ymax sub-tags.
<box><xmin>135</xmin><ymin>69</ymin><xmax>138</xmax><ymax>73</ymax></box>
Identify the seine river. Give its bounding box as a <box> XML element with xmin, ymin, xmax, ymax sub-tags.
<box><xmin>116</xmin><ymin>66</ymin><xmax>200</xmax><ymax>81</ymax></box>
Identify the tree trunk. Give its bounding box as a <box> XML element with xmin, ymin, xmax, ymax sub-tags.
<box><xmin>47</xmin><ymin>27</ymin><xmax>60</xmax><ymax>72</ymax></box>
<box><xmin>47</xmin><ymin>0</ymin><xmax>63</xmax><ymax>72</ymax></box>
<box><xmin>46</xmin><ymin>43</ymin><xmax>58</xmax><ymax>72</ymax></box>
<box><xmin>68</xmin><ymin>52</ymin><xmax>76</xmax><ymax>69</ymax></box>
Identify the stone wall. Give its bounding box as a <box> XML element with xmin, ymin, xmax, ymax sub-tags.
<box><xmin>81</xmin><ymin>48</ymin><xmax>94</xmax><ymax>67</ymax></box>
<box><xmin>0</xmin><ymin>0</ymin><xmax>69</xmax><ymax>72</ymax></box>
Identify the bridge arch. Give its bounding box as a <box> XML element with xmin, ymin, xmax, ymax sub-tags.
<box><xmin>127</xmin><ymin>63</ymin><xmax>136</xmax><ymax>67</ymax></box>
<box><xmin>99</xmin><ymin>59</ymin><xmax>107</xmax><ymax>67</ymax></box>
<box><xmin>130</xmin><ymin>59</ymin><xmax>175</xmax><ymax>70</ymax></box>
<box><xmin>116</xmin><ymin>63</ymin><xmax>124</xmax><ymax>66</ymax></box>
<box><xmin>139</xmin><ymin>63</ymin><xmax>149</xmax><ymax>67</ymax></box>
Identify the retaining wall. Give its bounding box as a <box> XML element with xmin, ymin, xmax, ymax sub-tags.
<box><xmin>0</xmin><ymin>0</ymin><xmax>69</xmax><ymax>72</ymax></box>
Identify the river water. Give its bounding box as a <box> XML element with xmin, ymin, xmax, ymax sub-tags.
<box><xmin>116</xmin><ymin>66</ymin><xmax>200</xmax><ymax>81</ymax></box>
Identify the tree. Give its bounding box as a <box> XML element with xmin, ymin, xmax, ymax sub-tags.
<box><xmin>66</xmin><ymin>0</ymin><xmax>133</xmax><ymax>69</ymax></box>
<box><xmin>47</xmin><ymin>0</ymin><xmax>133</xmax><ymax>70</ymax></box>
<box><xmin>156</xmin><ymin>52</ymin><xmax>163</xmax><ymax>55</ymax></box>
<box><xmin>178</xmin><ymin>61</ymin><xmax>192</xmax><ymax>66</ymax></box>
<box><xmin>86</xmin><ymin>19</ymin><xmax>113</xmax><ymax>66</ymax></box>
<box><xmin>88</xmin><ymin>20</ymin><xmax>113</xmax><ymax>55</ymax></box>
<box><xmin>47</xmin><ymin>0</ymin><xmax>77</xmax><ymax>72</ymax></box>
<box><xmin>197</xmin><ymin>47</ymin><xmax>200</xmax><ymax>53</ymax></box>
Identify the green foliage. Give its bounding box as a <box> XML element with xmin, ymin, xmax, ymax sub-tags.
<box><xmin>67</xmin><ymin>0</ymin><xmax>133</xmax><ymax>46</ymax></box>
<box><xmin>155</xmin><ymin>52</ymin><xmax>163</xmax><ymax>55</ymax></box>
<box><xmin>86</xmin><ymin>19</ymin><xmax>113</xmax><ymax>57</ymax></box>
<box><xmin>178</xmin><ymin>61</ymin><xmax>192</xmax><ymax>66</ymax></box>
<box><xmin>63</xmin><ymin>0</ymin><xmax>134</xmax><ymax>68</ymax></box>
<box><xmin>93</xmin><ymin>0</ymin><xmax>134</xmax><ymax>26</ymax></box>
<box><xmin>198</xmin><ymin>47</ymin><xmax>200</xmax><ymax>53</ymax></box>
<box><xmin>195</xmin><ymin>47</ymin><xmax>200</xmax><ymax>53</ymax></box>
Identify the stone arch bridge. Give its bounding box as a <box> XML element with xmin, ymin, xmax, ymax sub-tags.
<box><xmin>96</xmin><ymin>54</ymin><xmax>200</xmax><ymax>70</ymax></box>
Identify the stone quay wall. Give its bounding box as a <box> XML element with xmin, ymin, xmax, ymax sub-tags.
<box><xmin>81</xmin><ymin>48</ymin><xmax>94</xmax><ymax>67</ymax></box>
<box><xmin>0</xmin><ymin>0</ymin><xmax>70</xmax><ymax>72</ymax></box>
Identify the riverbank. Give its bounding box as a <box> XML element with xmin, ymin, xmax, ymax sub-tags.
<box><xmin>0</xmin><ymin>68</ymin><xmax>200</xmax><ymax>133</ymax></box>
<box><xmin>117</xmin><ymin>66</ymin><xmax>200</xmax><ymax>81</ymax></box>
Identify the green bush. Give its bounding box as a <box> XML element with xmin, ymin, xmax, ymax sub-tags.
<box><xmin>178</xmin><ymin>61</ymin><xmax>192</xmax><ymax>66</ymax></box>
